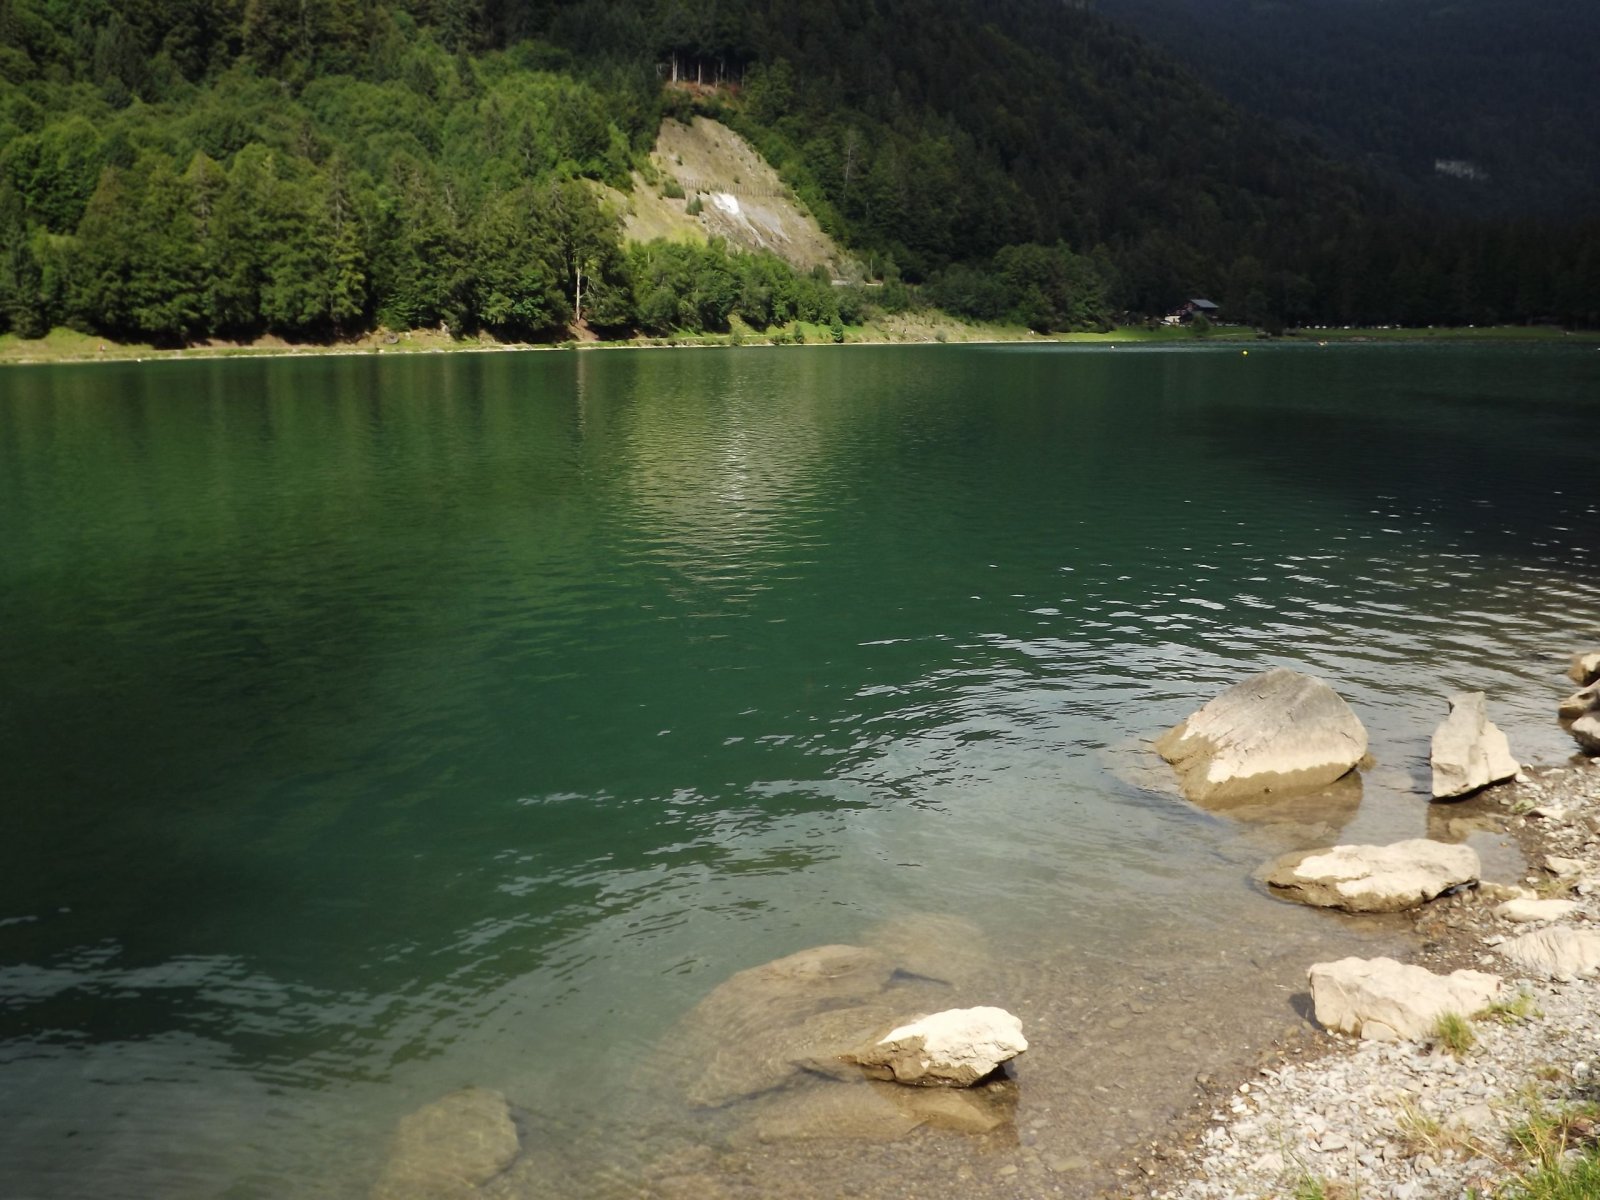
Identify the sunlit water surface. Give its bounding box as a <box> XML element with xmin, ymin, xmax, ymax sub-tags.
<box><xmin>1</xmin><ymin>343</ymin><xmax>1596</xmax><ymax>1198</ymax></box>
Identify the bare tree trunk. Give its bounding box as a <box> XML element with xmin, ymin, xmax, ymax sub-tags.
<box><xmin>575</xmin><ymin>267</ymin><xmax>584</xmax><ymax>324</ymax></box>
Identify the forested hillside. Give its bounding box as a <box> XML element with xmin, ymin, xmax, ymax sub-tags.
<box><xmin>1095</xmin><ymin>0</ymin><xmax>1600</xmax><ymax>219</ymax></box>
<box><xmin>1</xmin><ymin>0</ymin><xmax>1596</xmax><ymax>344</ymax></box>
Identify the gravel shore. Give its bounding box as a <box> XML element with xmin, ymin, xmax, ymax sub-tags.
<box><xmin>1137</xmin><ymin>758</ymin><xmax>1600</xmax><ymax>1200</ymax></box>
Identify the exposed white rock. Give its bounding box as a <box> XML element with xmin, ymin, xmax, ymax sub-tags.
<box><xmin>1307</xmin><ymin>957</ymin><xmax>1502</xmax><ymax>1041</ymax></box>
<box><xmin>1498</xmin><ymin>927</ymin><xmax>1600</xmax><ymax>976</ymax></box>
<box><xmin>1154</xmin><ymin>668</ymin><xmax>1368</xmax><ymax>803</ymax></box>
<box><xmin>1495</xmin><ymin>897</ymin><xmax>1579</xmax><ymax>923</ymax></box>
<box><xmin>1566</xmin><ymin>713</ymin><xmax>1600</xmax><ymax>755</ymax></box>
<box><xmin>371</xmin><ymin>1087</ymin><xmax>519</xmax><ymax>1200</ymax></box>
<box><xmin>1430</xmin><ymin>691</ymin><xmax>1519</xmax><ymax>799</ymax></box>
<box><xmin>1260</xmin><ymin>839</ymin><xmax>1480</xmax><ymax>913</ymax></box>
<box><xmin>844</xmin><ymin>1006</ymin><xmax>1027</xmax><ymax>1087</ymax></box>
<box><xmin>1568</xmin><ymin>650</ymin><xmax>1600</xmax><ymax>687</ymax></box>
<box><xmin>1545</xmin><ymin>855</ymin><xmax>1586</xmax><ymax>878</ymax></box>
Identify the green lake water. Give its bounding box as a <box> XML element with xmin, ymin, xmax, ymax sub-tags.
<box><xmin>1</xmin><ymin>343</ymin><xmax>1596</xmax><ymax>1198</ymax></box>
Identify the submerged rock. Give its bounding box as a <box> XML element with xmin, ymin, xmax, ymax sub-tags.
<box><xmin>372</xmin><ymin>1087</ymin><xmax>519</xmax><ymax>1200</ymax></box>
<box><xmin>1154</xmin><ymin>668</ymin><xmax>1368</xmax><ymax>804</ymax></box>
<box><xmin>1498</xmin><ymin>927</ymin><xmax>1600</xmax><ymax>976</ymax></box>
<box><xmin>1430</xmin><ymin>692</ymin><xmax>1519</xmax><ymax>799</ymax></box>
<box><xmin>1260</xmin><ymin>839</ymin><xmax>1480</xmax><ymax>912</ymax></box>
<box><xmin>1308</xmin><ymin>957</ymin><xmax>1501</xmax><ymax>1041</ymax></box>
<box><xmin>747</xmin><ymin>1077</ymin><xmax>1017</xmax><ymax>1142</ymax></box>
<box><xmin>672</xmin><ymin>945</ymin><xmax>901</xmax><ymax>1107</ymax></box>
<box><xmin>842</xmin><ymin>1006</ymin><xmax>1027</xmax><ymax>1087</ymax></box>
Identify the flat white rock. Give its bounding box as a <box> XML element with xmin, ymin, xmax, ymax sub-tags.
<box><xmin>1498</xmin><ymin>927</ymin><xmax>1600</xmax><ymax>976</ymax></box>
<box><xmin>1430</xmin><ymin>691</ymin><xmax>1519</xmax><ymax>798</ymax></box>
<box><xmin>1495</xmin><ymin>898</ymin><xmax>1579</xmax><ymax>923</ymax></box>
<box><xmin>845</xmin><ymin>1006</ymin><xmax>1027</xmax><ymax>1087</ymax></box>
<box><xmin>1261</xmin><ymin>839</ymin><xmax>1480</xmax><ymax>913</ymax></box>
<box><xmin>1308</xmin><ymin>957</ymin><xmax>1502</xmax><ymax>1041</ymax></box>
<box><xmin>1154</xmin><ymin>668</ymin><xmax>1368</xmax><ymax>804</ymax></box>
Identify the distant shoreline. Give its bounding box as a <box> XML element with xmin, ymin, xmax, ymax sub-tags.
<box><xmin>1</xmin><ymin>323</ymin><xmax>1593</xmax><ymax>368</ymax></box>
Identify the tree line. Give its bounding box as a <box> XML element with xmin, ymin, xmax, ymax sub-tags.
<box><xmin>0</xmin><ymin>0</ymin><xmax>1595</xmax><ymax>343</ymax></box>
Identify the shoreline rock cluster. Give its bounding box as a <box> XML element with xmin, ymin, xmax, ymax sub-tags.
<box><xmin>1142</xmin><ymin>650</ymin><xmax>1600</xmax><ymax>1200</ymax></box>
<box><xmin>1150</xmin><ymin>759</ymin><xmax>1600</xmax><ymax>1200</ymax></box>
<box><xmin>367</xmin><ymin>654</ymin><xmax>1600</xmax><ymax>1200</ymax></box>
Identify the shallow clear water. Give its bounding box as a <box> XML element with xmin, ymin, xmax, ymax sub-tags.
<box><xmin>1</xmin><ymin>343</ymin><xmax>1596</xmax><ymax>1198</ymax></box>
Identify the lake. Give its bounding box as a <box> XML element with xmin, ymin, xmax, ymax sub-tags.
<box><xmin>1</xmin><ymin>343</ymin><xmax>1596</xmax><ymax>1199</ymax></box>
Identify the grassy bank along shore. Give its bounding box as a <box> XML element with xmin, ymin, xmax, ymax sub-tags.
<box><xmin>2</xmin><ymin>322</ymin><xmax>1592</xmax><ymax>368</ymax></box>
<box><xmin>1134</xmin><ymin>757</ymin><xmax>1600</xmax><ymax>1200</ymax></box>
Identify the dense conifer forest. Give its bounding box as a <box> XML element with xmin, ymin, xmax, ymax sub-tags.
<box><xmin>1</xmin><ymin>0</ymin><xmax>1595</xmax><ymax>344</ymax></box>
<box><xmin>1095</xmin><ymin>0</ymin><xmax>1600</xmax><ymax>220</ymax></box>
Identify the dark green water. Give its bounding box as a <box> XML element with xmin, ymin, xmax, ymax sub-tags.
<box><xmin>0</xmin><ymin>343</ymin><xmax>1596</xmax><ymax>1199</ymax></box>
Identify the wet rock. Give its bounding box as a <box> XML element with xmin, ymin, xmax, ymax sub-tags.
<box><xmin>1430</xmin><ymin>692</ymin><xmax>1519</xmax><ymax>799</ymax></box>
<box><xmin>1307</xmin><ymin>957</ymin><xmax>1502</xmax><ymax>1041</ymax></box>
<box><xmin>1498</xmin><ymin>927</ymin><xmax>1600</xmax><ymax>976</ymax></box>
<box><xmin>1495</xmin><ymin>898</ymin><xmax>1579</xmax><ymax>923</ymax></box>
<box><xmin>744</xmin><ymin>1072</ymin><xmax>1017</xmax><ymax>1143</ymax></box>
<box><xmin>843</xmin><ymin>1006</ymin><xmax>1027</xmax><ymax>1087</ymax></box>
<box><xmin>1557</xmin><ymin>682</ymin><xmax>1600</xmax><ymax>720</ymax></box>
<box><xmin>1260</xmin><ymin>840</ymin><xmax>1480</xmax><ymax>913</ymax></box>
<box><xmin>1154</xmin><ymin>668</ymin><xmax>1368</xmax><ymax>803</ymax></box>
<box><xmin>372</xmin><ymin>1087</ymin><xmax>519</xmax><ymax>1200</ymax></box>
<box><xmin>1568</xmin><ymin>650</ymin><xmax>1600</xmax><ymax>687</ymax></box>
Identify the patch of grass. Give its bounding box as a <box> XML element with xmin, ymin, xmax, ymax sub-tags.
<box><xmin>1508</xmin><ymin>1100</ymin><xmax>1600</xmax><ymax>1166</ymax></box>
<box><xmin>1291</xmin><ymin>1175</ymin><xmax>1356</xmax><ymax>1200</ymax></box>
<box><xmin>1433</xmin><ymin>1011</ymin><xmax>1477</xmax><ymax>1057</ymax></box>
<box><xmin>1499</xmin><ymin>1146</ymin><xmax>1600</xmax><ymax>1200</ymax></box>
<box><xmin>1479</xmin><ymin>990</ymin><xmax>1542</xmax><ymax>1026</ymax></box>
<box><xmin>1503</xmin><ymin>1099</ymin><xmax>1600</xmax><ymax>1199</ymax></box>
<box><xmin>1394</xmin><ymin>1095</ymin><xmax>1482</xmax><ymax>1158</ymax></box>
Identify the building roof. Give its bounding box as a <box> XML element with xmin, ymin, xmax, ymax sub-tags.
<box><xmin>1189</xmin><ymin>298</ymin><xmax>1219</xmax><ymax>310</ymax></box>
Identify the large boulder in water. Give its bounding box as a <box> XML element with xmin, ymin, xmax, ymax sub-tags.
<box><xmin>1430</xmin><ymin>691</ymin><xmax>1519</xmax><ymax>798</ymax></box>
<box><xmin>1308</xmin><ymin>957</ymin><xmax>1501</xmax><ymax>1041</ymax></box>
<box><xmin>1154</xmin><ymin>668</ymin><xmax>1368</xmax><ymax>803</ymax></box>
<box><xmin>842</xmin><ymin>1006</ymin><xmax>1027</xmax><ymax>1087</ymax></box>
<box><xmin>371</xmin><ymin>1087</ymin><xmax>520</xmax><ymax>1200</ymax></box>
<box><xmin>1259</xmin><ymin>839</ymin><xmax>1480</xmax><ymax>912</ymax></box>
<box><xmin>1567</xmin><ymin>714</ymin><xmax>1600</xmax><ymax>755</ymax></box>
